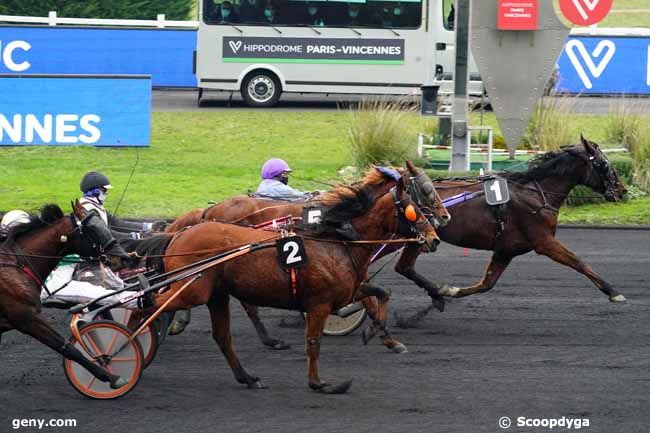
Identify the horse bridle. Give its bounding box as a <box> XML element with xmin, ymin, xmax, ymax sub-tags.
<box><xmin>586</xmin><ymin>152</ymin><xmax>620</xmax><ymax>200</ymax></box>
<box><xmin>390</xmin><ymin>186</ymin><xmax>431</xmax><ymax>242</ymax></box>
<box><xmin>405</xmin><ymin>172</ymin><xmax>445</xmax><ymax>229</ymax></box>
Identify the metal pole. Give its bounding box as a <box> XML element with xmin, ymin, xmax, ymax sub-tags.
<box><xmin>449</xmin><ymin>0</ymin><xmax>471</xmax><ymax>171</ymax></box>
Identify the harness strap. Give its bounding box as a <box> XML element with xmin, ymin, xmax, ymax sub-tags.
<box><xmin>531</xmin><ymin>180</ymin><xmax>559</xmax><ymax>215</ymax></box>
<box><xmin>286</xmin><ymin>267</ymin><xmax>302</xmax><ymax>311</ymax></box>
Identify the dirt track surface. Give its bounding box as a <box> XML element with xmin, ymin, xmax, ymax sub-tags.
<box><xmin>2</xmin><ymin>228</ymin><xmax>649</xmax><ymax>433</ymax></box>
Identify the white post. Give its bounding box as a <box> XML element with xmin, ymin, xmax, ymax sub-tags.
<box><xmin>487</xmin><ymin>129</ymin><xmax>494</xmax><ymax>172</ymax></box>
<box><xmin>157</xmin><ymin>14</ymin><xmax>165</xmax><ymax>28</ymax></box>
<box><xmin>465</xmin><ymin>128</ymin><xmax>471</xmax><ymax>171</ymax></box>
<box><xmin>417</xmin><ymin>133</ymin><xmax>424</xmax><ymax>158</ymax></box>
<box><xmin>48</xmin><ymin>11</ymin><xmax>57</xmax><ymax>26</ymax></box>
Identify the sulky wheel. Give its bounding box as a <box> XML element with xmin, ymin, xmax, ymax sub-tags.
<box><xmin>323</xmin><ymin>303</ymin><xmax>368</xmax><ymax>336</ymax></box>
<box><xmin>63</xmin><ymin>320</ymin><xmax>144</xmax><ymax>399</ymax></box>
<box><xmin>110</xmin><ymin>308</ymin><xmax>159</xmax><ymax>368</ymax></box>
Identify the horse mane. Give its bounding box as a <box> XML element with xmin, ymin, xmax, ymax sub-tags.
<box><xmin>318</xmin><ymin>167</ymin><xmax>395</xmax><ymax>226</ymax></box>
<box><xmin>119</xmin><ymin>233</ymin><xmax>173</xmax><ymax>271</ymax></box>
<box><xmin>502</xmin><ymin>145</ymin><xmax>585</xmax><ymax>183</ymax></box>
<box><xmin>3</xmin><ymin>204</ymin><xmax>65</xmax><ymax>246</ymax></box>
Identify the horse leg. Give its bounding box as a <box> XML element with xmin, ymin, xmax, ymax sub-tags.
<box><xmin>8</xmin><ymin>309</ymin><xmax>126</xmax><ymax>388</ymax></box>
<box><xmin>306</xmin><ymin>303</ymin><xmax>352</xmax><ymax>394</ymax></box>
<box><xmin>450</xmin><ymin>252</ymin><xmax>514</xmax><ymax>298</ymax></box>
<box><xmin>206</xmin><ymin>295</ymin><xmax>266</xmax><ymax>389</ymax></box>
<box><xmin>394</xmin><ymin>244</ymin><xmax>446</xmax><ymax>312</ymax></box>
<box><xmin>168</xmin><ymin>309</ymin><xmax>191</xmax><ymax>335</ymax></box>
<box><xmin>358</xmin><ymin>284</ymin><xmax>407</xmax><ymax>354</ymax></box>
<box><xmin>533</xmin><ymin>237</ymin><xmax>625</xmax><ymax>302</ymax></box>
<box><xmin>240</xmin><ymin>302</ymin><xmax>290</xmax><ymax>350</ymax></box>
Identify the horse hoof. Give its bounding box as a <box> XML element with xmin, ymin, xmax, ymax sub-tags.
<box><xmin>312</xmin><ymin>380</ymin><xmax>353</xmax><ymax>394</ymax></box>
<box><xmin>267</xmin><ymin>339</ymin><xmax>291</xmax><ymax>350</ymax></box>
<box><xmin>247</xmin><ymin>379</ymin><xmax>268</xmax><ymax>389</ymax></box>
<box><xmin>110</xmin><ymin>377</ymin><xmax>128</xmax><ymax>389</ymax></box>
<box><xmin>610</xmin><ymin>294</ymin><xmax>626</xmax><ymax>303</ymax></box>
<box><xmin>432</xmin><ymin>297</ymin><xmax>445</xmax><ymax>312</ymax></box>
<box><xmin>321</xmin><ymin>380</ymin><xmax>353</xmax><ymax>394</ymax></box>
<box><xmin>389</xmin><ymin>343</ymin><xmax>408</xmax><ymax>354</ymax></box>
<box><xmin>168</xmin><ymin>321</ymin><xmax>189</xmax><ymax>336</ymax></box>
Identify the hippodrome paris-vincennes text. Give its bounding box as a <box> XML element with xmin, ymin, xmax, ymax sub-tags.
<box><xmin>239</xmin><ymin>44</ymin><xmax>401</xmax><ymax>56</ymax></box>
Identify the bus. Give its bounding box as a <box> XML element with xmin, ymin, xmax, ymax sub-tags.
<box><xmin>195</xmin><ymin>0</ymin><xmax>482</xmax><ymax>107</ymax></box>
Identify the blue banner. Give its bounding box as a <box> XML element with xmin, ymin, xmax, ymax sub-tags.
<box><xmin>0</xmin><ymin>26</ymin><xmax>196</xmax><ymax>87</ymax></box>
<box><xmin>0</xmin><ymin>75</ymin><xmax>151</xmax><ymax>147</ymax></box>
<box><xmin>556</xmin><ymin>36</ymin><xmax>650</xmax><ymax>95</ymax></box>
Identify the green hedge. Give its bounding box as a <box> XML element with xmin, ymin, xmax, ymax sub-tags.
<box><xmin>0</xmin><ymin>0</ymin><xmax>193</xmax><ymax>20</ymax></box>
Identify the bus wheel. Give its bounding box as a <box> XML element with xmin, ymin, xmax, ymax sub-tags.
<box><xmin>241</xmin><ymin>72</ymin><xmax>281</xmax><ymax>108</ymax></box>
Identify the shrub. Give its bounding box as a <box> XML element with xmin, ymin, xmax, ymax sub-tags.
<box><xmin>522</xmin><ymin>96</ymin><xmax>576</xmax><ymax>151</ymax></box>
<box><xmin>632</xmin><ymin>136</ymin><xmax>650</xmax><ymax>192</ymax></box>
<box><xmin>605</xmin><ymin>99</ymin><xmax>644</xmax><ymax>153</ymax></box>
<box><xmin>347</xmin><ymin>99</ymin><xmax>418</xmax><ymax>169</ymax></box>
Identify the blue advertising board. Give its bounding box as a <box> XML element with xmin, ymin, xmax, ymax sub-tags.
<box><xmin>0</xmin><ymin>75</ymin><xmax>151</xmax><ymax>147</ymax></box>
<box><xmin>0</xmin><ymin>26</ymin><xmax>196</xmax><ymax>87</ymax></box>
<box><xmin>556</xmin><ymin>36</ymin><xmax>650</xmax><ymax>95</ymax></box>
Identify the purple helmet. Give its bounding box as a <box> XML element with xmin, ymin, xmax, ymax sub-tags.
<box><xmin>261</xmin><ymin>158</ymin><xmax>292</xmax><ymax>180</ymax></box>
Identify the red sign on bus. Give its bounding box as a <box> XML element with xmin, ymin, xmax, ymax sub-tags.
<box><xmin>497</xmin><ymin>0</ymin><xmax>538</xmax><ymax>31</ymax></box>
<box><xmin>559</xmin><ymin>0</ymin><xmax>613</xmax><ymax>26</ymax></box>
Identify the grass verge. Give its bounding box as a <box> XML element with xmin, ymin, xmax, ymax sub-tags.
<box><xmin>0</xmin><ymin>110</ymin><xmax>649</xmax><ymax>225</ymax></box>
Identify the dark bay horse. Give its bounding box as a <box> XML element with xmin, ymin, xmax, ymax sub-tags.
<box><xmin>136</xmin><ymin>174</ymin><xmax>439</xmax><ymax>393</ymax></box>
<box><xmin>0</xmin><ymin>201</ymin><xmax>131</xmax><ymax>389</ymax></box>
<box><xmin>416</xmin><ymin>136</ymin><xmax>627</xmax><ymax>310</ymax></box>
<box><xmin>163</xmin><ymin>164</ymin><xmax>450</xmax><ymax>352</ymax></box>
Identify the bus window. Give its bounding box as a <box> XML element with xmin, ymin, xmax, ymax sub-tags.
<box><xmin>204</xmin><ymin>0</ymin><xmax>242</xmax><ymax>24</ymax></box>
<box><xmin>203</xmin><ymin>0</ymin><xmax>422</xmax><ymax>29</ymax></box>
<box><xmin>443</xmin><ymin>0</ymin><xmax>454</xmax><ymax>30</ymax></box>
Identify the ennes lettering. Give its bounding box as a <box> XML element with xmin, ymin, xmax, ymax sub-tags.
<box><xmin>0</xmin><ymin>40</ymin><xmax>31</xmax><ymax>72</ymax></box>
<box><xmin>0</xmin><ymin>114</ymin><xmax>101</xmax><ymax>145</ymax></box>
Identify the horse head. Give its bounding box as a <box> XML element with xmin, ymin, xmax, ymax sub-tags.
<box><xmin>404</xmin><ymin>160</ymin><xmax>451</xmax><ymax>228</ymax></box>
<box><xmin>580</xmin><ymin>135</ymin><xmax>627</xmax><ymax>202</ymax></box>
<box><xmin>319</xmin><ymin>167</ymin><xmax>440</xmax><ymax>252</ymax></box>
<box><xmin>391</xmin><ymin>173</ymin><xmax>441</xmax><ymax>252</ymax></box>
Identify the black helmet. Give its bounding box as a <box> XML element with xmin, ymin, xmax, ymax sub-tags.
<box><xmin>80</xmin><ymin>171</ymin><xmax>112</xmax><ymax>193</ymax></box>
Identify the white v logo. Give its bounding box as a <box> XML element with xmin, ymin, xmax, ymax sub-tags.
<box><xmin>228</xmin><ymin>40</ymin><xmax>242</xmax><ymax>53</ymax></box>
<box><xmin>566</xmin><ymin>39</ymin><xmax>616</xmax><ymax>89</ymax></box>
<box><xmin>571</xmin><ymin>0</ymin><xmax>601</xmax><ymax>21</ymax></box>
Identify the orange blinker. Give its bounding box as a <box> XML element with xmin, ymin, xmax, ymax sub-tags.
<box><xmin>404</xmin><ymin>204</ymin><xmax>418</xmax><ymax>222</ymax></box>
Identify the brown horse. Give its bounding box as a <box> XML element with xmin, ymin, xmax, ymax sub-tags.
<box><xmin>163</xmin><ymin>164</ymin><xmax>451</xmax><ymax>352</ymax></box>
<box><xmin>131</xmin><ymin>172</ymin><xmax>439</xmax><ymax>393</ymax></box>
<box><xmin>401</xmin><ymin>136</ymin><xmax>627</xmax><ymax>321</ymax></box>
<box><xmin>0</xmin><ymin>201</ymin><xmax>131</xmax><ymax>389</ymax></box>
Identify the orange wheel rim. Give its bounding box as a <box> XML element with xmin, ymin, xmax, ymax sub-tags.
<box><xmin>64</xmin><ymin>322</ymin><xmax>142</xmax><ymax>399</ymax></box>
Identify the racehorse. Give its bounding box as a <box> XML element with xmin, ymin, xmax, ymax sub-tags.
<box><xmin>0</xmin><ymin>201</ymin><xmax>131</xmax><ymax>389</ymax></box>
<box><xmin>419</xmin><ymin>136</ymin><xmax>627</xmax><ymax>310</ymax></box>
<box><xmin>146</xmin><ymin>170</ymin><xmax>439</xmax><ymax>393</ymax></box>
<box><xmin>163</xmin><ymin>163</ymin><xmax>451</xmax><ymax>352</ymax></box>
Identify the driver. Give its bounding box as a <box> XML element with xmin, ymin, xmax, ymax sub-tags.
<box><xmin>79</xmin><ymin>171</ymin><xmax>164</xmax><ymax>233</ymax></box>
<box><xmin>255</xmin><ymin>159</ymin><xmax>313</xmax><ymax>201</ymax></box>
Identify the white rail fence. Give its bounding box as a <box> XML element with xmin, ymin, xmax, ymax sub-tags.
<box><xmin>0</xmin><ymin>11</ymin><xmax>198</xmax><ymax>28</ymax></box>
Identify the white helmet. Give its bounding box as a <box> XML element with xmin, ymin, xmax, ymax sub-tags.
<box><xmin>1</xmin><ymin>210</ymin><xmax>30</xmax><ymax>229</ymax></box>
